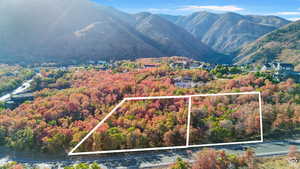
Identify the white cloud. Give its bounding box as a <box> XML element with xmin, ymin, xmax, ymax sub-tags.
<box><xmin>275</xmin><ymin>12</ymin><xmax>300</xmax><ymax>15</ymax></box>
<box><xmin>178</xmin><ymin>5</ymin><xmax>244</xmax><ymax>12</ymax></box>
<box><xmin>288</xmin><ymin>17</ymin><xmax>300</xmax><ymax>21</ymax></box>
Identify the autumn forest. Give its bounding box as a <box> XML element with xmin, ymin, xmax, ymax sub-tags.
<box><xmin>0</xmin><ymin>59</ymin><xmax>299</xmax><ymax>155</ymax></box>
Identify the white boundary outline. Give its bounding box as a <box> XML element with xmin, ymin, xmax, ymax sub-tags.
<box><xmin>68</xmin><ymin>91</ymin><xmax>263</xmax><ymax>156</ymax></box>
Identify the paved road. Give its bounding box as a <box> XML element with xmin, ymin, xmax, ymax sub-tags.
<box><xmin>1</xmin><ymin>140</ymin><xmax>300</xmax><ymax>169</ymax></box>
<box><xmin>0</xmin><ymin>75</ymin><xmax>36</xmax><ymax>102</ymax></box>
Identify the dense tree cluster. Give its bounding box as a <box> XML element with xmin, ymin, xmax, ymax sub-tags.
<box><xmin>190</xmin><ymin>95</ymin><xmax>260</xmax><ymax>144</ymax></box>
<box><xmin>191</xmin><ymin>148</ymin><xmax>255</xmax><ymax>169</ymax></box>
<box><xmin>0</xmin><ymin>65</ymin><xmax>299</xmax><ymax>153</ymax></box>
<box><xmin>76</xmin><ymin>98</ymin><xmax>188</xmax><ymax>152</ymax></box>
<box><xmin>31</xmin><ymin>69</ymin><xmax>70</xmax><ymax>91</ymax></box>
<box><xmin>210</xmin><ymin>65</ymin><xmax>242</xmax><ymax>78</ymax></box>
<box><xmin>169</xmin><ymin>148</ymin><xmax>255</xmax><ymax>169</ymax></box>
<box><xmin>0</xmin><ymin>68</ymin><xmax>187</xmax><ymax>152</ymax></box>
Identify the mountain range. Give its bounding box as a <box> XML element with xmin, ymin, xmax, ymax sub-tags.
<box><xmin>0</xmin><ymin>0</ymin><xmax>227</xmax><ymax>65</ymax></box>
<box><xmin>0</xmin><ymin>0</ymin><xmax>295</xmax><ymax>65</ymax></box>
<box><xmin>160</xmin><ymin>12</ymin><xmax>290</xmax><ymax>53</ymax></box>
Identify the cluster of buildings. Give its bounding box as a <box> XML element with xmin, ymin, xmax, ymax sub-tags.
<box><xmin>261</xmin><ymin>62</ymin><xmax>294</xmax><ymax>72</ymax></box>
<box><xmin>169</xmin><ymin>60</ymin><xmax>215</xmax><ymax>71</ymax></box>
<box><xmin>170</xmin><ymin>60</ymin><xmax>300</xmax><ymax>88</ymax></box>
<box><xmin>261</xmin><ymin>62</ymin><xmax>300</xmax><ymax>82</ymax></box>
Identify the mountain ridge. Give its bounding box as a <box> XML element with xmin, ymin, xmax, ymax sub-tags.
<box><xmin>160</xmin><ymin>12</ymin><xmax>290</xmax><ymax>53</ymax></box>
<box><xmin>0</xmin><ymin>0</ymin><xmax>291</xmax><ymax>65</ymax></box>
<box><xmin>0</xmin><ymin>0</ymin><xmax>228</xmax><ymax>65</ymax></box>
<box><xmin>133</xmin><ymin>12</ymin><xmax>230</xmax><ymax>63</ymax></box>
<box><xmin>234</xmin><ymin>20</ymin><xmax>300</xmax><ymax>70</ymax></box>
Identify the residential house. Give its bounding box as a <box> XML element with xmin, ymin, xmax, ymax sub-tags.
<box><xmin>275</xmin><ymin>63</ymin><xmax>294</xmax><ymax>72</ymax></box>
<box><xmin>97</xmin><ymin>60</ymin><xmax>108</xmax><ymax>65</ymax></box>
<box><xmin>143</xmin><ymin>64</ymin><xmax>160</xmax><ymax>68</ymax></box>
<box><xmin>170</xmin><ymin>61</ymin><xmax>189</xmax><ymax>69</ymax></box>
<box><xmin>200</xmin><ymin>64</ymin><xmax>215</xmax><ymax>71</ymax></box>
<box><xmin>261</xmin><ymin>62</ymin><xmax>294</xmax><ymax>72</ymax></box>
<box><xmin>261</xmin><ymin>63</ymin><xmax>274</xmax><ymax>71</ymax></box>
<box><xmin>189</xmin><ymin>62</ymin><xmax>202</xmax><ymax>69</ymax></box>
<box><xmin>173</xmin><ymin>76</ymin><xmax>204</xmax><ymax>88</ymax></box>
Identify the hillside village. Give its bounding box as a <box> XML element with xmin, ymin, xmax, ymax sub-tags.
<box><xmin>75</xmin><ymin>57</ymin><xmax>300</xmax><ymax>89</ymax></box>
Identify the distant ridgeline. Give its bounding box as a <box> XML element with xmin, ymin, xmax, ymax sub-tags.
<box><xmin>0</xmin><ymin>0</ymin><xmax>293</xmax><ymax>66</ymax></box>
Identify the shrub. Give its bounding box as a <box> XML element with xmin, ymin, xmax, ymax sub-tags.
<box><xmin>169</xmin><ymin>157</ymin><xmax>190</xmax><ymax>169</ymax></box>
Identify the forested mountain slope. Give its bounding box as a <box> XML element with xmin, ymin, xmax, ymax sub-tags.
<box><xmin>235</xmin><ymin>21</ymin><xmax>300</xmax><ymax>69</ymax></box>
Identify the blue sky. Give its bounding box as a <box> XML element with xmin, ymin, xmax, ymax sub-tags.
<box><xmin>92</xmin><ymin>0</ymin><xmax>300</xmax><ymax>21</ymax></box>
